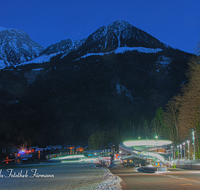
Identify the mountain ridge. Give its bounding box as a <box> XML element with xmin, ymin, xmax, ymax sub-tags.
<box><xmin>0</xmin><ymin>20</ymin><xmax>189</xmax><ymax>69</ymax></box>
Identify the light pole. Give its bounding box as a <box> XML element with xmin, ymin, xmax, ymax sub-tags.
<box><xmin>183</xmin><ymin>142</ymin><xmax>186</xmax><ymax>160</ymax></box>
<box><xmin>192</xmin><ymin>129</ymin><xmax>195</xmax><ymax>160</ymax></box>
<box><xmin>146</xmin><ymin>136</ymin><xmax>149</xmax><ymax>158</ymax></box>
<box><xmin>177</xmin><ymin>145</ymin><xmax>179</xmax><ymax>160</ymax></box>
<box><xmin>186</xmin><ymin>140</ymin><xmax>190</xmax><ymax>160</ymax></box>
<box><xmin>180</xmin><ymin>144</ymin><xmax>182</xmax><ymax>160</ymax></box>
<box><xmin>171</xmin><ymin>145</ymin><xmax>173</xmax><ymax>160</ymax></box>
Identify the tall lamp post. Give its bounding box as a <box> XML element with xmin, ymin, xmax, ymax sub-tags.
<box><xmin>186</xmin><ymin>140</ymin><xmax>190</xmax><ymax>160</ymax></box>
<box><xmin>183</xmin><ymin>142</ymin><xmax>186</xmax><ymax>160</ymax></box>
<box><xmin>171</xmin><ymin>146</ymin><xmax>173</xmax><ymax>160</ymax></box>
<box><xmin>177</xmin><ymin>145</ymin><xmax>179</xmax><ymax>160</ymax></box>
<box><xmin>180</xmin><ymin>144</ymin><xmax>182</xmax><ymax>160</ymax></box>
<box><xmin>146</xmin><ymin>136</ymin><xmax>150</xmax><ymax>158</ymax></box>
<box><xmin>192</xmin><ymin>129</ymin><xmax>195</xmax><ymax>160</ymax></box>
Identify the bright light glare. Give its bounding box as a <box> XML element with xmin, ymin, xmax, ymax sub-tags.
<box><xmin>61</xmin><ymin>158</ymin><xmax>98</xmax><ymax>163</ymax></box>
<box><xmin>51</xmin><ymin>155</ymin><xmax>85</xmax><ymax>160</ymax></box>
<box><xmin>123</xmin><ymin>140</ymin><xmax>172</xmax><ymax>147</ymax></box>
<box><xmin>19</xmin><ymin>149</ymin><xmax>26</xmax><ymax>154</ymax></box>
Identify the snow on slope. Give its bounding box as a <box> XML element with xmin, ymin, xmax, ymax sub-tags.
<box><xmin>77</xmin><ymin>47</ymin><xmax>163</xmax><ymax>59</ymax></box>
<box><xmin>17</xmin><ymin>52</ymin><xmax>61</xmax><ymax>66</ymax></box>
<box><xmin>16</xmin><ymin>46</ymin><xmax>163</xmax><ymax>66</ymax></box>
<box><xmin>116</xmin><ymin>83</ymin><xmax>133</xmax><ymax>100</ymax></box>
<box><xmin>115</xmin><ymin>47</ymin><xmax>162</xmax><ymax>53</ymax></box>
<box><xmin>156</xmin><ymin>55</ymin><xmax>171</xmax><ymax>66</ymax></box>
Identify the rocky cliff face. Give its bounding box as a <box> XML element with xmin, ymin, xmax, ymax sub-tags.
<box><xmin>0</xmin><ymin>26</ymin><xmax>44</xmax><ymax>68</ymax></box>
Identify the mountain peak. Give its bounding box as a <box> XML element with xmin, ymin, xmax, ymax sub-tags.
<box><xmin>0</xmin><ymin>26</ymin><xmax>44</xmax><ymax>68</ymax></box>
<box><xmin>108</xmin><ymin>20</ymin><xmax>131</xmax><ymax>28</ymax></box>
<box><xmin>76</xmin><ymin>20</ymin><xmax>165</xmax><ymax>55</ymax></box>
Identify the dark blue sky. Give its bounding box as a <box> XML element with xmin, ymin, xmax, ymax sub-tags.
<box><xmin>0</xmin><ymin>0</ymin><xmax>199</xmax><ymax>54</ymax></box>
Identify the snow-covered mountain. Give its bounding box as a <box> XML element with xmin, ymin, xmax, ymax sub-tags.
<box><xmin>0</xmin><ymin>20</ymin><xmax>183</xmax><ymax>69</ymax></box>
<box><xmin>0</xmin><ymin>26</ymin><xmax>44</xmax><ymax>68</ymax></box>
<box><xmin>65</xmin><ymin>20</ymin><xmax>166</xmax><ymax>59</ymax></box>
<box><xmin>90</xmin><ymin>20</ymin><xmax>165</xmax><ymax>50</ymax></box>
<box><xmin>18</xmin><ymin>38</ymin><xmax>86</xmax><ymax>66</ymax></box>
<box><xmin>41</xmin><ymin>39</ymin><xmax>86</xmax><ymax>55</ymax></box>
<box><xmin>24</xmin><ymin>20</ymin><xmax>167</xmax><ymax>65</ymax></box>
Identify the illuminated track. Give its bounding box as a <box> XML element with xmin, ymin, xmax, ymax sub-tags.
<box><xmin>119</xmin><ymin>140</ymin><xmax>172</xmax><ymax>162</ymax></box>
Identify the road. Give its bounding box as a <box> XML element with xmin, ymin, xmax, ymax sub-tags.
<box><xmin>109</xmin><ymin>167</ymin><xmax>200</xmax><ymax>190</ymax></box>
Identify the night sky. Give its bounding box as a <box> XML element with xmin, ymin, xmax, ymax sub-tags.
<box><xmin>0</xmin><ymin>0</ymin><xmax>199</xmax><ymax>54</ymax></box>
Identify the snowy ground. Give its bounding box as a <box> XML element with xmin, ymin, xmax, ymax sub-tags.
<box><xmin>92</xmin><ymin>165</ymin><xmax>122</xmax><ymax>190</ymax></box>
<box><xmin>0</xmin><ymin>162</ymin><xmax>122</xmax><ymax>190</ymax></box>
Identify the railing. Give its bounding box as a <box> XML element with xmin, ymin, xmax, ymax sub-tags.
<box><xmin>171</xmin><ymin>159</ymin><xmax>200</xmax><ymax>169</ymax></box>
<box><xmin>175</xmin><ymin>159</ymin><xmax>200</xmax><ymax>165</ymax></box>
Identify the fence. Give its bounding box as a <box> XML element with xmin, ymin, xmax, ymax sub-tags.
<box><xmin>175</xmin><ymin>159</ymin><xmax>200</xmax><ymax>170</ymax></box>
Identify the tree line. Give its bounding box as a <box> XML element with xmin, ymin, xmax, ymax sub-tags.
<box><xmin>164</xmin><ymin>53</ymin><xmax>200</xmax><ymax>159</ymax></box>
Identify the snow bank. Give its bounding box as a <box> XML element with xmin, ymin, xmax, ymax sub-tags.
<box><xmin>94</xmin><ymin>168</ymin><xmax>122</xmax><ymax>190</ymax></box>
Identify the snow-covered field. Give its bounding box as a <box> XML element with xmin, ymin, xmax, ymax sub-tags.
<box><xmin>0</xmin><ymin>162</ymin><xmax>122</xmax><ymax>190</ymax></box>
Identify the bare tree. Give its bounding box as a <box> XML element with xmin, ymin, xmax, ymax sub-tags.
<box><xmin>178</xmin><ymin>56</ymin><xmax>200</xmax><ymax>157</ymax></box>
<box><xmin>164</xmin><ymin>96</ymin><xmax>181</xmax><ymax>158</ymax></box>
<box><xmin>165</xmin><ymin>96</ymin><xmax>180</xmax><ymax>141</ymax></box>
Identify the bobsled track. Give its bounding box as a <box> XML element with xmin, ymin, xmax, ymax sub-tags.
<box><xmin>119</xmin><ymin>140</ymin><xmax>172</xmax><ymax>163</ymax></box>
